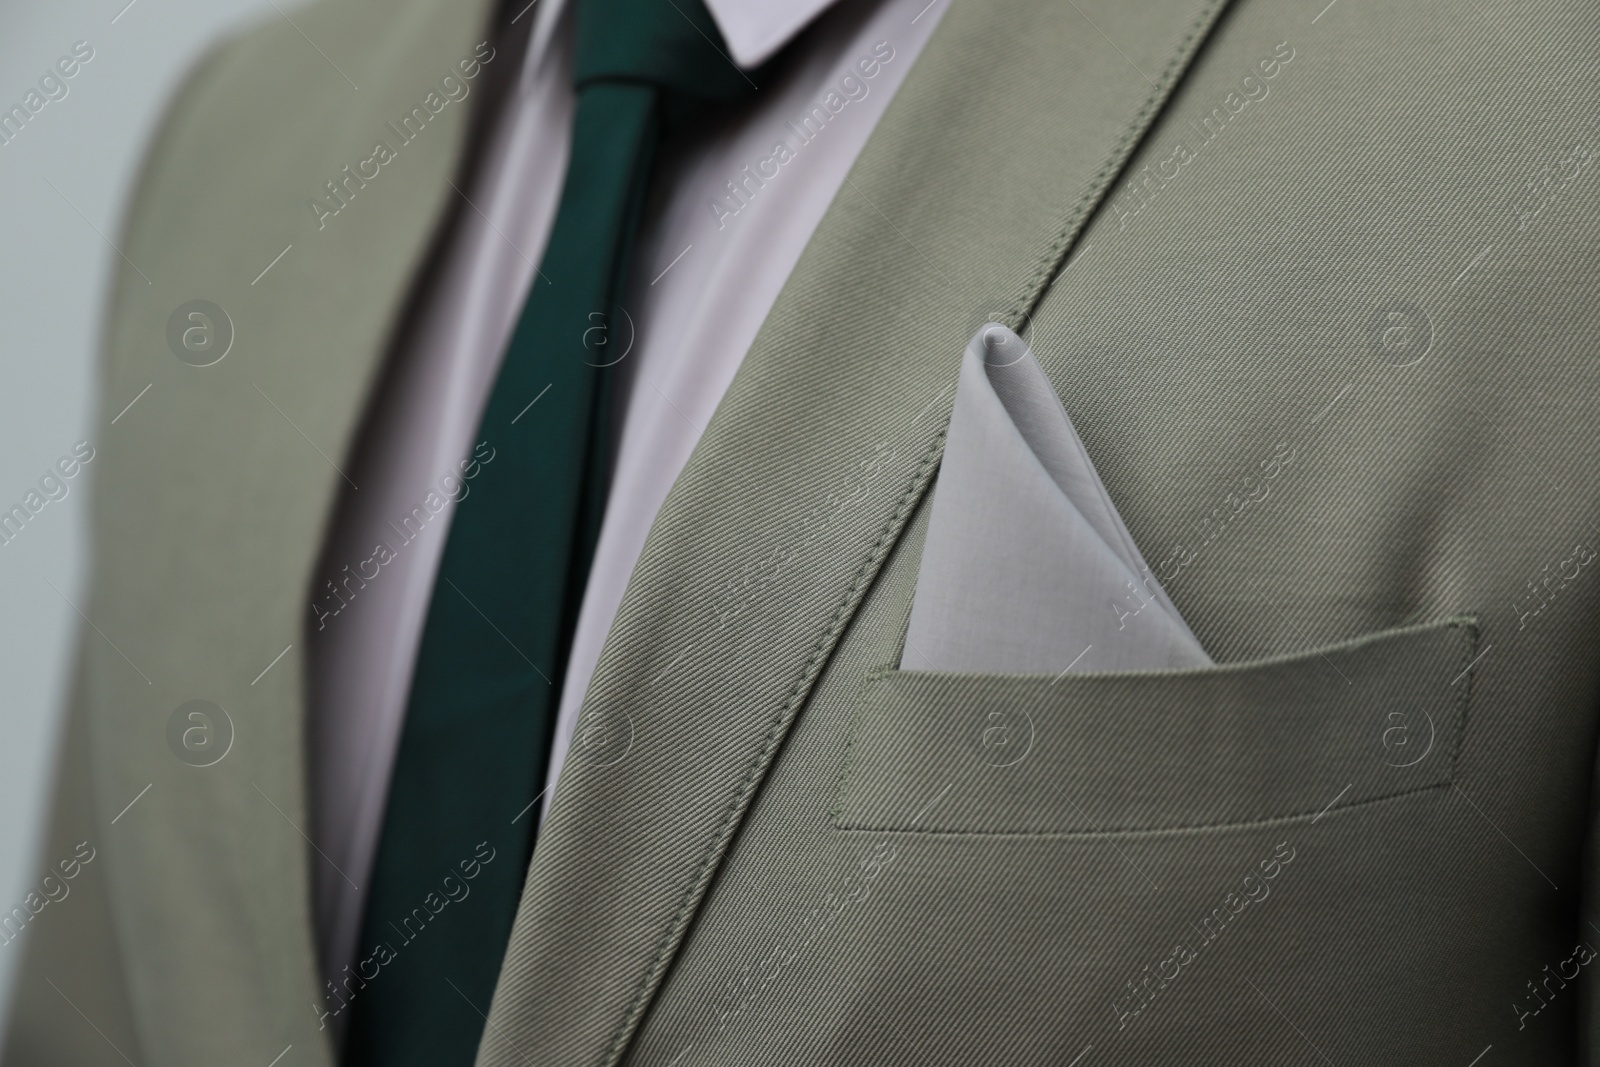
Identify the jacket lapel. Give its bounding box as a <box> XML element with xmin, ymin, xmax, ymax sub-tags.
<box><xmin>85</xmin><ymin>0</ymin><xmax>497</xmax><ymax>1062</ymax></box>
<box><xmin>477</xmin><ymin>0</ymin><xmax>1238</xmax><ymax>1063</ymax></box>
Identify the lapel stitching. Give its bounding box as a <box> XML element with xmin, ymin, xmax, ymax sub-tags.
<box><xmin>599</xmin><ymin>0</ymin><xmax>1243</xmax><ymax>1061</ymax></box>
<box><xmin>1014</xmin><ymin>0</ymin><xmax>1240</xmax><ymax>327</ymax></box>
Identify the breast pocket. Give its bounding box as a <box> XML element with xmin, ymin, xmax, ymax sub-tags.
<box><xmin>837</xmin><ymin>616</ymin><xmax>1477</xmax><ymax>835</ymax></box>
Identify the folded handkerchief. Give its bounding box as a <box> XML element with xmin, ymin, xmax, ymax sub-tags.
<box><xmin>900</xmin><ymin>325</ymin><xmax>1211</xmax><ymax>674</ymax></box>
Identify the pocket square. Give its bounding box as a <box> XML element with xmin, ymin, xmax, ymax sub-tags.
<box><xmin>900</xmin><ymin>325</ymin><xmax>1211</xmax><ymax>674</ymax></box>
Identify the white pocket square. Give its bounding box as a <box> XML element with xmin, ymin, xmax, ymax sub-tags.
<box><xmin>900</xmin><ymin>324</ymin><xmax>1212</xmax><ymax>674</ymax></box>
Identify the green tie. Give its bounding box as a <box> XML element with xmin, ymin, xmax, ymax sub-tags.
<box><xmin>343</xmin><ymin>3</ymin><xmax>754</xmax><ymax>1064</ymax></box>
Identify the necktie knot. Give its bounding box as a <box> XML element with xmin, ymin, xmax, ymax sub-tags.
<box><xmin>574</xmin><ymin>0</ymin><xmax>753</xmax><ymax>100</ymax></box>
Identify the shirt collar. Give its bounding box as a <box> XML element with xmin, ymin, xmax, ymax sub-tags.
<box><xmin>702</xmin><ymin>0</ymin><xmax>843</xmax><ymax>68</ymax></box>
<box><xmin>522</xmin><ymin>0</ymin><xmax>841</xmax><ymax>87</ymax></box>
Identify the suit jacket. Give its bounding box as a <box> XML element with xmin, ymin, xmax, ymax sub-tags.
<box><xmin>9</xmin><ymin>0</ymin><xmax>1600</xmax><ymax>1063</ymax></box>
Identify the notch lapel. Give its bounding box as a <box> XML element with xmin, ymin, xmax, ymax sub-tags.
<box><xmin>477</xmin><ymin>0</ymin><xmax>1239</xmax><ymax>1063</ymax></box>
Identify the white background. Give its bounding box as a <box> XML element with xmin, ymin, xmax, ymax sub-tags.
<box><xmin>0</xmin><ymin>0</ymin><xmax>279</xmax><ymax>1014</ymax></box>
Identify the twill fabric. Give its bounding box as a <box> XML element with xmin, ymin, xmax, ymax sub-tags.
<box><xmin>344</xmin><ymin>3</ymin><xmax>754</xmax><ymax>1065</ymax></box>
<box><xmin>19</xmin><ymin>1</ymin><xmax>1600</xmax><ymax>1067</ymax></box>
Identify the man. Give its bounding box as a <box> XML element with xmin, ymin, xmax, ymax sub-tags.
<box><xmin>7</xmin><ymin>0</ymin><xmax>1600</xmax><ymax>1062</ymax></box>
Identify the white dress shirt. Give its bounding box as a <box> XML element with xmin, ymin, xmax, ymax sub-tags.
<box><xmin>306</xmin><ymin>0</ymin><xmax>946</xmax><ymax>993</ymax></box>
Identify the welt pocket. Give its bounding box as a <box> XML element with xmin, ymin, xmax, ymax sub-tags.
<box><xmin>836</xmin><ymin>616</ymin><xmax>1478</xmax><ymax>835</ymax></box>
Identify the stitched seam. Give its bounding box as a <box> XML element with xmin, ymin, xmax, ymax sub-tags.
<box><xmin>1446</xmin><ymin>617</ymin><xmax>1480</xmax><ymax>779</ymax></box>
<box><xmin>838</xmin><ymin>780</ymin><xmax>1453</xmax><ymax>839</ymax></box>
<box><xmin>830</xmin><ymin>673</ymin><xmax>883</xmax><ymax>826</ymax></box>
<box><xmin>836</xmin><ymin>620</ymin><xmax>1480</xmax><ymax>837</ymax></box>
<box><xmin>860</xmin><ymin>617</ymin><xmax>1474</xmax><ymax>684</ymax></box>
<box><xmin>603</xmin><ymin>429</ymin><xmax>946</xmax><ymax>1064</ymax></box>
<box><xmin>1008</xmin><ymin>0</ymin><xmax>1235</xmax><ymax>327</ymax></box>
<box><xmin>606</xmin><ymin>0</ymin><xmax>1240</xmax><ymax>1056</ymax></box>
